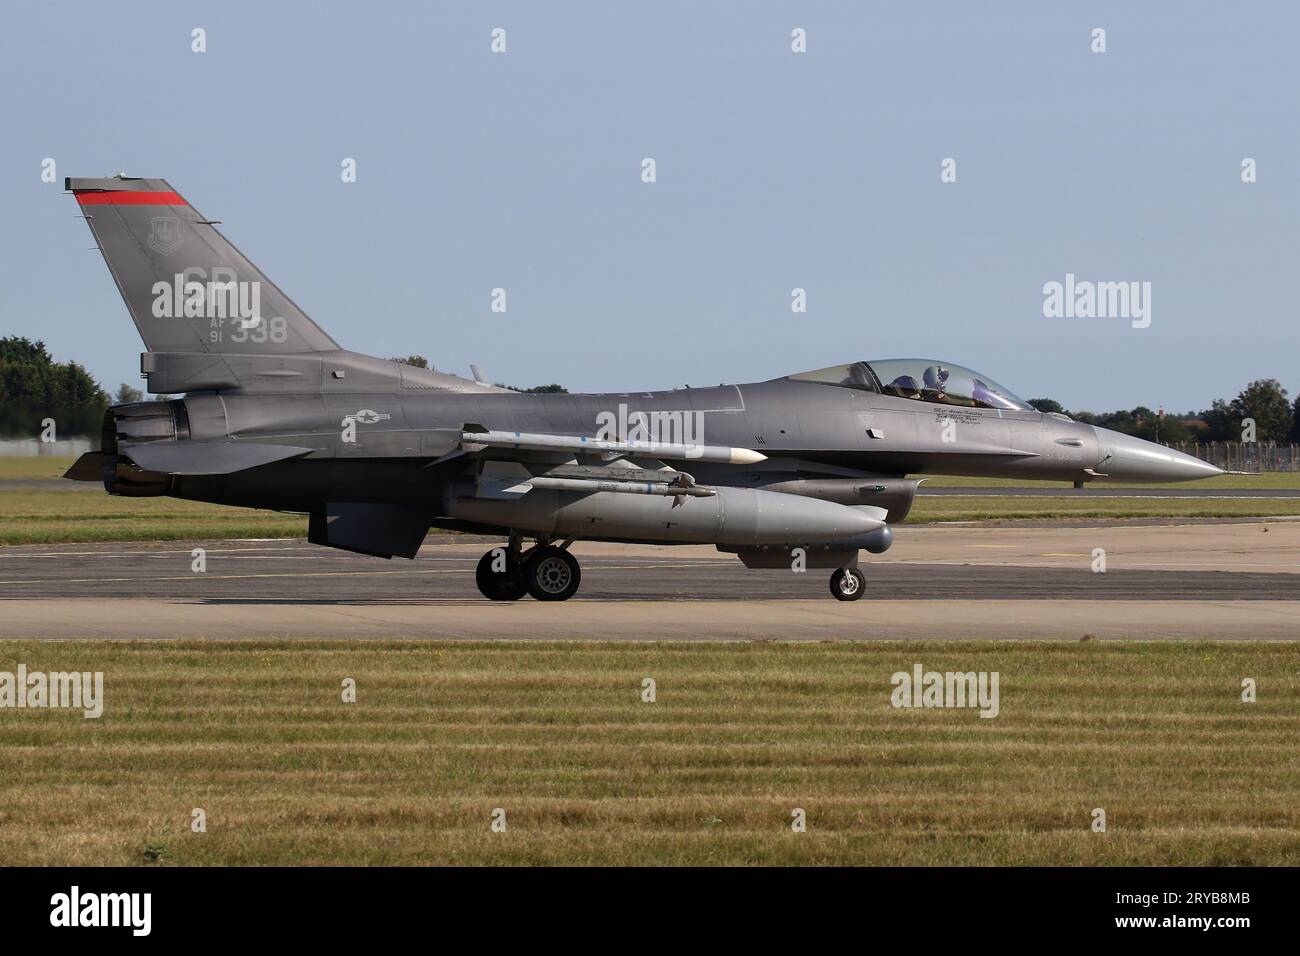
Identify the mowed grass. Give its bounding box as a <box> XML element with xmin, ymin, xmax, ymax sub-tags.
<box><xmin>0</xmin><ymin>490</ymin><xmax>306</xmax><ymax>545</ymax></box>
<box><xmin>907</xmin><ymin>496</ymin><xmax>1300</xmax><ymax>523</ymax></box>
<box><xmin>0</xmin><ymin>455</ymin><xmax>79</xmax><ymax>479</ymax></box>
<box><xmin>907</xmin><ymin>470</ymin><xmax>1300</xmax><ymax>522</ymax></box>
<box><xmin>0</xmin><ymin>640</ymin><xmax>1296</xmax><ymax>866</ymax></box>
<box><xmin>0</xmin><ymin>456</ymin><xmax>306</xmax><ymax>545</ymax></box>
<box><xmin>914</xmin><ymin>472</ymin><xmax>1300</xmax><ymax>490</ymax></box>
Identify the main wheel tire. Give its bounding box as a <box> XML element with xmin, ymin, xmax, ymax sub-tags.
<box><xmin>476</xmin><ymin>549</ymin><xmax>527</xmax><ymax>600</ymax></box>
<box><xmin>829</xmin><ymin>567</ymin><xmax>866</xmax><ymax>602</ymax></box>
<box><xmin>524</xmin><ymin>546</ymin><xmax>581</xmax><ymax>601</ymax></box>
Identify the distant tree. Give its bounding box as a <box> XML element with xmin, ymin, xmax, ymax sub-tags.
<box><xmin>1231</xmin><ymin>379</ymin><xmax>1292</xmax><ymax>442</ymax></box>
<box><xmin>1105</xmin><ymin>407</ymin><xmax>1152</xmax><ymax>439</ymax></box>
<box><xmin>496</xmin><ymin>383</ymin><xmax>569</xmax><ymax>394</ymax></box>
<box><xmin>115</xmin><ymin>383</ymin><xmax>144</xmax><ymax>404</ymax></box>
<box><xmin>1199</xmin><ymin>398</ymin><xmax>1237</xmax><ymax>442</ymax></box>
<box><xmin>1019</xmin><ymin>380</ymin><xmax>1298</xmax><ymax>446</ymax></box>
<box><xmin>1067</xmin><ymin>404</ymin><xmax>1194</xmax><ymax>443</ymax></box>
<box><xmin>1146</xmin><ymin>415</ymin><xmax>1195</xmax><ymax>445</ymax></box>
<box><xmin>0</xmin><ymin>336</ymin><xmax>108</xmax><ymax>437</ymax></box>
<box><xmin>391</xmin><ymin>355</ymin><xmax>429</xmax><ymax>368</ymax></box>
<box><xmin>1085</xmin><ymin>407</ymin><xmax>1146</xmax><ymax>434</ymax></box>
<box><xmin>1199</xmin><ymin>381</ymin><xmax>1292</xmax><ymax>442</ymax></box>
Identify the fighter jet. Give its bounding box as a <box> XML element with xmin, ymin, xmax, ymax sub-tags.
<box><xmin>62</xmin><ymin>176</ymin><xmax>1223</xmax><ymax>601</ymax></box>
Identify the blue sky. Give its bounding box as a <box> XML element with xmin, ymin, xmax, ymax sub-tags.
<box><xmin>2</xmin><ymin>1</ymin><xmax>1295</xmax><ymax>412</ymax></box>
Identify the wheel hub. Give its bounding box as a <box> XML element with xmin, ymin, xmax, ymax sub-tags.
<box><xmin>535</xmin><ymin>557</ymin><xmax>571</xmax><ymax>593</ymax></box>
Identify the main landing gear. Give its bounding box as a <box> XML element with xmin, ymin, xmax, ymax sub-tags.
<box><xmin>829</xmin><ymin>567</ymin><xmax>866</xmax><ymax>602</ymax></box>
<box><xmin>478</xmin><ymin>536</ymin><xmax>863</xmax><ymax>603</ymax></box>
<box><xmin>476</xmin><ymin>537</ymin><xmax>581</xmax><ymax>602</ymax></box>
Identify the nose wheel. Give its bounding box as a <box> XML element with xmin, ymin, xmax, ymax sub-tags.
<box><xmin>829</xmin><ymin>567</ymin><xmax>866</xmax><ymax>601</ymax></box>
<box><xmin>476</xmin><ymin>542</ymin><xmax>582</xmax><ymax>601</ymax></box>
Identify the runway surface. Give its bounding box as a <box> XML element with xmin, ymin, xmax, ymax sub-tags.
<box><xmin>1</xmin><ymin>520</ymin><xmax>1296</xmax><ymax>640</ymax></box>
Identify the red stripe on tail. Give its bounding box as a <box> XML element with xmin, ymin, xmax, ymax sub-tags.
<box><xmin>75</xmin><ymin>191</ymin><xmax>186</xmax><ymax>206</ymax></box>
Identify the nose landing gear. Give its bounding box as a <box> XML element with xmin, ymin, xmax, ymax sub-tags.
<box><xmin>829</xmin><ymin>567</ymin><xmax>866</xmax><ymax>601</ymax></box>
<box><xmin>476</xmin><ymin>537</ymin><xmax>582</xmax><ymax>601</ymax></box>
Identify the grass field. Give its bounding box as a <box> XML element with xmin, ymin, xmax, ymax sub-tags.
<box><xmin>0</xmin><ymin>490</ymin><xmax>306</xmax><ymax>545</ymax></box>
<box><xmin>907</xmin><ymin>471</ymin><xmax>1300</xmax><ymax>522</ymax></box>
<box><xmin>3</xmin><ymin>458</ymin><xmax>1299</xmax><ymax>545</ymax></box>
<box><xmin>907</xmin><ymin>496</ymin><xmax>1300</xmax><ymax>523</ymax></box>
<box><xmin>0</xmin><ymin>455</ymin><xmax>306</xmax><ymax>545</ymax></box>
<box><xmin>914</xmin><ymin>473</ymin><xmax>1300</xmax><ymax>490</ymax></box>
<box><xmin>0</xmin><ymin>455</ymin><xmax>82</xmax><ymax>480</ymax></box>
<box><xmin>0</xmin><ymin>640</ymin><xmax>1297</xmax><ymax>866</ymax></box>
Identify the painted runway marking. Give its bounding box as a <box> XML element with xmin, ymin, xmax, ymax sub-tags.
<box><xmin>0</xmin><ymin>546</ymin><xmax>319</xmax><ymax>559</ymax></box>
<box><xmin>0</xmin><ymin>562</ymin><xmax>737</xmax><ymax>587</ymax></box>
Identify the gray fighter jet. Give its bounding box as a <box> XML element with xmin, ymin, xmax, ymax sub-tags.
<box><xmin>63</xmin><ymin>176</ymin><xmax>1222</xmax><ymax>601</ymax></box>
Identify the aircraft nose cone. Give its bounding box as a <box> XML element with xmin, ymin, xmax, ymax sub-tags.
<box><xmin>1091</xmin><ymin>427</ymin><xmax>1224</xmax><ymax>482</ymax></box>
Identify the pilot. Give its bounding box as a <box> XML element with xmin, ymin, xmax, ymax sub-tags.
<box><xmin>922</xmin><ymin>365</ymin><xmax>950</xmax><ymax>403</ymax></box>
<box><xmin>888</xmin><ymin>375</ymin><xmax>923</xmax><ymax>399</ymax></box>
<box><xmin>843</xmin><ymin>363</ymin><xmax>874</xmax><ymax>389</ymax></box>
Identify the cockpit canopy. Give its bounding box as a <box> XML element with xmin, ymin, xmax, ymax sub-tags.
<box><xmin>787</xmin><ymin>359</ymin><xmax>1032</xmax><ymax>411</ymax></box>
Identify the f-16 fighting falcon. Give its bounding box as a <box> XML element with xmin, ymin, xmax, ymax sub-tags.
<box><xmin>62</xmin><ymin>176</ymin><xmax>1224</xmax><ymax>601</ymax></box>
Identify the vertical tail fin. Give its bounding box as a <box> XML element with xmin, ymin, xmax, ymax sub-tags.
<box><xmin>67</xmin><ymin>176</ymin><xmax>338</xmax><ymax>355</ymax></box>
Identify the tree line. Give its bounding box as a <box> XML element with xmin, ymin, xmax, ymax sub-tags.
<box><xmin>0</xmin><ymin>337</ymin><xmax>109</xmax><ymax>437</ymax></box>
<box><xmin>1028</xmin><ymin>378</ymin><xmax>1299</xmax><ymax>444</ymax></box>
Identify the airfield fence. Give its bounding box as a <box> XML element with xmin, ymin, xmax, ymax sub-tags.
<box><xmin>1167</xmin><ymin>441</ymin><xmax>1299</xmax><ymax>473</ymax></box>
<box><xmin>0</xmin><ymin>438</ymin><xmax>94</xmax><ymax>457</ymax></box>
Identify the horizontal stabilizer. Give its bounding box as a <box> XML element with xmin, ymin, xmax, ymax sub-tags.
<box><xmin>63</xmin><ymin>451</ymin><xmax>113</xmax><ymax>482</ymax></box>
<box><xmin>120</xmin><ymin>440</ymin><xmax>314</xmax><ymax>475</ymax></box>
<box><xmin>309</xmin><ymin>502</ymin><xmax>430</xmax><ymax>559</ymax></box>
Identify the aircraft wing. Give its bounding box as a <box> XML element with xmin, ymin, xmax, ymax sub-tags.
<box><xmin>118</xmin><ymin>440</ymin><xmax>315</xmax><ymax>476</ymax></box>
